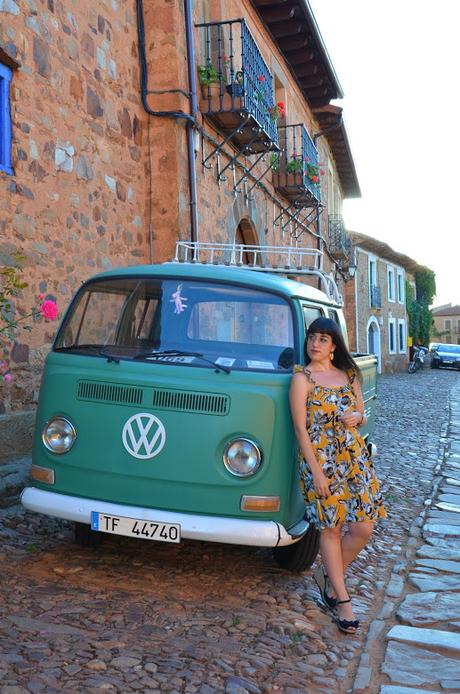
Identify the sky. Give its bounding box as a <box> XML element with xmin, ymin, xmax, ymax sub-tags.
<box><xmin>308</xmin><ymin>0</ymin><xmax>459</xmax><ymax>308</ymax></box>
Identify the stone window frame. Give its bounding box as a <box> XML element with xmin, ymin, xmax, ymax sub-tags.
<box><xmin>367</xmin><ymin>254</ymin><xmax>378</xmax><ymax>308</ymax></box>
<box><xmin>388</xmin><ymin>317</ymin><xmax>397</xmax><ymax>355</ymax></box>
<box><xmin>397</xmin><ymin>318</ymin><xmax>406</xmax><ymax>354</ymax></box>
<box><xmin>396</xmin><ymin>267</ymin><xmax>405</xmax><ymax>304</ymax></box>
<box><xmin>387</xmin><ymin>264</ymin><xmax>396</xmax><ymax>303</ymax></box>
<box><xmin>0</xmin><ymin>61</ymin><xmax>13</xmax><ymax>175</ymax></box>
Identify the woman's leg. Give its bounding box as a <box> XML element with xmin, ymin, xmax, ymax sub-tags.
<box><xmin>320</xmin><ymin>526</ymin><xmax>355</xmax><ymax>622</ymax></box>
<box><xmin>341</xmin><ymin>521</ymin><xmax>374</xmax><ymax>571</ymax></box>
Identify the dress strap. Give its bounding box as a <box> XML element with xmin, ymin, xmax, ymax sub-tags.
<box><xmin>293</xmin><ymin>364</ymin><xmax>316</xmax><ymax>384</ymax></box>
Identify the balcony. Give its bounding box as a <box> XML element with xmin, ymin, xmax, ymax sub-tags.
<box><xmin>328</xmin><ymin>215</ymin><xmax>348</xmax><ymax>259</ymax></box>
<box><xmin>272</xmin><ymin>124</ymin><xmax>321</xmax><ymax>205</ymax></box>
<box><xmin>370</xmin><ymin>285</ymin><xmax>382</xmax><ymax>308</ymax></box>
<box><xmin>196</xmin><ymin>19</ymin><xmax>279</xmax><ymax>154</ymax></box>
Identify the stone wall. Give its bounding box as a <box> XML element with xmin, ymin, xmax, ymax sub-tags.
<box><xmin>1</xmin><ymin>0</ymin><xmax>346</xmax><ymax>422</ymax></box>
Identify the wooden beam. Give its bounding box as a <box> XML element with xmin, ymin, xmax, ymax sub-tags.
<box><xmin>277</xmin><ymin>34</ymin><xmax>309</xmax><ymax>51</ymax></box>
<box><xmin>270</xmin><ymin>21</ymin><xmax>306</xmax><ymax>38</ymax></box>
<box><xmin>299</xmin><ymin>75</ymin><xmax>325</xmax><ymax>89</ymax></box>
<box><xmin>302</xmin><ymin>85</ymin><xmax>329</xmax><ymax>98</ymax></box>
<box><xmin>281</xmin><ymin>47</ymin><xmax>315</xmax><ymax>63</ymax></box>
<box><xmin>295</xmin><ymin>63</ymin><xmax>319</xmax><ymax>78</ymax></box>
<box><xmin>259</xmin><ymin>5</ymin><xmax>297</xmax><ymax>22</ymax></box>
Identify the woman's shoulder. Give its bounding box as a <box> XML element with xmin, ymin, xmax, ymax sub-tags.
<box><xmin>293</xmin><ymin>365</ymin><xmax>315</xmax><ymax>384</ymax></box>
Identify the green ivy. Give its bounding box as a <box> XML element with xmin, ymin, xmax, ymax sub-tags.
<box><xmin>405</xmin><ymin>268</ymin><xmax>436</xmax><ymax>345</ymax></box>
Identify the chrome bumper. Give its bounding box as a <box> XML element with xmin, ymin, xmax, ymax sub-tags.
<box><xmin>21</xmin><ymin>487</ymin><xmax>303</xmax><ymax>548</ymax></box>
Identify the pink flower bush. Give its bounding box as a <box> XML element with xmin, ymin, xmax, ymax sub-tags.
<box><xmin>40</xmin><ymin>299</ymin><xmax>59</xmax><ymax>321</ymax></box>
<box><xmin>1</xmin><ymin>261</ymin><xmax>60</xmax><ymax>385</ymax></box>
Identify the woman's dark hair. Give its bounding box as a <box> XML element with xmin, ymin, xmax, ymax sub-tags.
<box><xmin>305</xmin><ymin>317</ymin><xmax>360</xmax><ymax>379</ymax></box>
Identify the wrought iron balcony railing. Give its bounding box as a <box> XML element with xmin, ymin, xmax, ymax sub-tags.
<box><xmin>328</xmin><ymin>215</ymin><xmax>348</xmax><ymax>259</ymax></box>
<box><xmin>195</xmin><ymin>19</ymin><xmax>279</xmax><ymax>154</ymax></box>
<box><xmin>370</xmin><ymin>285</ymin><xmax>382</xmax><ymax>308</ymax></box>
<box><xmin>272</xmin><ymin>124</ymin><xmax>320</xmax><ymax>205</ymax></box>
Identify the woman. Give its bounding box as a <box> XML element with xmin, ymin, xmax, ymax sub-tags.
<box><xmin>289</xmin><ymin>317</ymin><xmax>386</xmax><ymax>634</ymax></box>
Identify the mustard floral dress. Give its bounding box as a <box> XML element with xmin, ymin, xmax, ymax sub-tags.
<box><xmin>296</xmin><ymin>366</ymin><xmax>386</xmax><ymax>530</ymax></box>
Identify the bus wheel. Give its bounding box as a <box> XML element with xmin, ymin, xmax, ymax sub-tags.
<box><xmin>272</xmin><ymin>524</ymin><xmax>319</xmax><ymax>572</ymax></box>
<box><xmin>74</xmin><ymin>522</ymin><xmax>104</xmax><ymax>548</ymax></box>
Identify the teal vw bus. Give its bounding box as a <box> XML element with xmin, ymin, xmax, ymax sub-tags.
<box><xmin>21</xmin><ymin>243</ymin><xmax>377</xmax><ymax>571</ymax></box>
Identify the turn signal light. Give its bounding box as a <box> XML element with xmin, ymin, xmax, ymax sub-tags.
<box><xmin>240</xmin><ymin>495</ymin><xmax>280</xmax><ymax>512</ymax></box>
<box><xmin>31</xmin><ymin>465</ymin><xmax>55</xmax><ymax>484</ymax></box>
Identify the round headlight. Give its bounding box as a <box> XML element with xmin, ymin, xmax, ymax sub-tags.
<box><xmin>223</xmin><ymin>438</ymin><xmax>262</xmax><ymax>477</ymax></box>
<box><xmin>42</xmin><ymin>417</ymin><xmax>77</xmax><ymax>454</ymax></box>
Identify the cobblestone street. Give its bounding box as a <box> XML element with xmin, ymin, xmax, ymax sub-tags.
<box><xmin>1</xmin><ymin>369</ymin><xmax>459</xmax><ymax>694</ymax></box>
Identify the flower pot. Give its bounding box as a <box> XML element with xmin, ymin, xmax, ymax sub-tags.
<box><xmin>226</xmin><ymin>82</ymin><xmax>244</xmax><ymax>98</ymax></box>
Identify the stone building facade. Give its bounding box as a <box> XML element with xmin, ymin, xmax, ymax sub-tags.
<box><xmin>344</xmin><ymin>231</ymin><xmax>428</xmax><ymax>374</ymax></box>
<box><xmin>0</xmin><ymin>0</ymin><xmax>359</xmax><ymax>429</ymax></box>
<box><xmin>431</xmin><ymin>305</ymin><xmax>460</xmax><ymax>345</ymax></box>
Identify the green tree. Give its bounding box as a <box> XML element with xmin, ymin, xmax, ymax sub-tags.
<box><xmin>406</xmin><ymin>268</ymin><xmax>436</xmax><ymax>345</ymax></box>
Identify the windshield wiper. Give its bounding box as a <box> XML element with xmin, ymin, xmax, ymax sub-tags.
<box><xmin>55</xmin><ymin>345</ymin><xmax>120</xmax><ymax>364</ymax></box>
<box><xmin>133</xmin><ymin>349</ymin><xmax>231</xmax><ymax>374</ymax></box>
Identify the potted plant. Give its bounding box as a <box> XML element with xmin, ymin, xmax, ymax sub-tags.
<box><xmin>286</xmin><ymin>157</ymin><xmax>303</xmax><ymax>174</ymax></box>
<box><xmin>268</xmin><ymin>152</ymin><xmax>279</xmax><ymax>171</ymax></box>
<box><xmin>267</xmin><ymin>101</ymin><xmax>286</xmax><ymax>122</ymax></box>
<box><xmin>307</xmin><ymin>163</ymin><xmax>319</xmax><ymax>184</ymax></box>
<box><xmin>197</xmin><ymin>63</ymin><xmax>222</xmax><ymax>88</ymax></box>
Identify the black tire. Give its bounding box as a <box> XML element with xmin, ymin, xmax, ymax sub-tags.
<box><xmin>272</xmin><ymin>524</ymin><xmax>320</xmax><ymax>572</ymax></box>
<box><xmin>408</xmin><ymin>360</ymin><xmax>417</xmax><ymax>373</ymax></box>
<box><xmin>74</xmin><ymin>521</ymin><xmax>104</xmax><ymax>548</ymax></box>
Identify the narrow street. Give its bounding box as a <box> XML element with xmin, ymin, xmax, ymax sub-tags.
<box><xmin>0</xmin><ymin>369</ymin><xmax>459</xmax><ymax>694</ymax></box>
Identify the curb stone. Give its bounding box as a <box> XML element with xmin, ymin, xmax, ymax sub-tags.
<box><xmin>353</xmin><ymin>382</ymin><xmax>460</xmax><ymax>694</ymax></box>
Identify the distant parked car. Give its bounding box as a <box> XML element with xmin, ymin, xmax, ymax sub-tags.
<box><xmin>431</xmin><ymin>343</ymin><xmax>460</xmax><ymax>369</ymax></box>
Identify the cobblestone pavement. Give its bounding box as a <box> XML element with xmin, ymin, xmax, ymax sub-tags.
<box><xmin>0</xmin><ymin>369</ymin><xmax>459</xmax><ymax>694</ymax></box>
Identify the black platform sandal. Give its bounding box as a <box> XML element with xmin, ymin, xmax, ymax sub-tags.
<box><xmin>313</xmin><ymin>566</ymin><xmax>337</xmax><ymax>610</ymax></box>
<box><xmin>334</xmin><ymin>598</ymin><xmax>359</xmax><ymax>634</ymax></box>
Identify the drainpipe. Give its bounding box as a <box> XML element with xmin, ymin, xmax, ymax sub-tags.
<box><xmin>136</xmin><ymin>0</ymin><xmax>198</xmax><ymax>255</ymax></box>
<box><xmin>184</xmin><ymin>0</ymin><xmax>199</xmax><ymax>243</ymax></box>
<box><xmin>355</xmin><ymin>248</ymin><xmax>360</xmax><ymax>352</ymax></box>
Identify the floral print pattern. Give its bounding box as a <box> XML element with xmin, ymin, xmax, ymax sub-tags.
<box><xmin>295</xmin><ymin>366</ymin><xmax>386</xmax><ymax>530</ymax></box>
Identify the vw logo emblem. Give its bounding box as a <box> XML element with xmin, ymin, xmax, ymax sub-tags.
<box><xmin>122</xmin><ymin>413</ymin><xmax>166</xmax><ymax>460</ymax></box>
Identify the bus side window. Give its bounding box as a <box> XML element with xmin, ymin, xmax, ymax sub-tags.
<box><xmin>303</xmin><ymin>306</ymin><xmax>323</xmax><ymax>332</ymax></box>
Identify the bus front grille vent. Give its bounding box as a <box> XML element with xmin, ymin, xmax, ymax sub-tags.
<box><xmin>77</xmin><ymin>381</ymin><xmax>143</xmax><ymax>406</ymax></box>
<box><xmin>152</xmin><ymin>389</ymin><xmax>230</xmax><ymax>415</ymax></box>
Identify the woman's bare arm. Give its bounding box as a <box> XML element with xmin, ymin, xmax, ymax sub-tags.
<box><xmin>289</xmin><ymin>371</ymin><xmax>331</xmax><ymax>497</ymax></box>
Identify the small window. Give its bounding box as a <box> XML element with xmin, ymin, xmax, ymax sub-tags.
<box><xmin>397</xmin><ymin>269</ymin><xmax>405</xmax><ymax>304</ymax></box>
<box><xmin>388</xmin><ymin>318</ymin><xmax>396</xmax><ymax>354</ymax></box>
<box><xmin>0</xmin><ymin>62</ymin><xmax>13</xmax><ymax>175</ymax></box>
<box><xmin>387</xmin><ymin>266</ymin><xmax>395</xmax><ymax>302</ymax></box>
<box><xmin>303</xmin><ymin>306</ymin><xmax>323</xmax><ymax>332</ymax></box>
<box><xmin>397</xmin><ymin>319</ymin><xmax>406</xmax><ymax>353</ymax></box>
<box><xmin>445</xmin><ymin>319</ymin><xmax>451</xmax><ymax>330</ymax></box>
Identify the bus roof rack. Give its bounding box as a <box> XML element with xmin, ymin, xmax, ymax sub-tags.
<box><xmin>173</xmin><ymin>241</ymin><xmax>343</xmax><ymax>305</ymax></box>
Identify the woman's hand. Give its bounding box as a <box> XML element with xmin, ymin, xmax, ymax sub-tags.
<box><xmin>312</xmin><ymin>470</ymin><xmax>331</xmax><ymax>498</ymax></box>
<box><xmin>340</xmin><ymin>410</ymin><xmax>364</xmax><ymax>427</ymax></box>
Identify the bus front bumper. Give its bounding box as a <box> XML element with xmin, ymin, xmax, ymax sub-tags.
<box><xmin>21</xmin><ymin>487</ymin><xmax>307</xmax><ymax>548</ymax></box>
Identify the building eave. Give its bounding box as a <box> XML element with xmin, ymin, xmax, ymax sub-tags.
<box><xmin>249</xmin><ymin>0</ymin><xmax>359</xmax><ymax>198</ymax></box>
<box><xmin>349</xmin><ymin>231</ymin><xmax>432</xmax><ymax>275</ymax></box>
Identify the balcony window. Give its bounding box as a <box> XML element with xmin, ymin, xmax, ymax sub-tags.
<box><xmin>196</xmin><ymin>19</ymin><xmax>279</xmax><ymax>154</ymax></box>
<box><xmin>273</xmin><ymin>123</ymin><xmax>320</xmax><ymax>205</ymax></box>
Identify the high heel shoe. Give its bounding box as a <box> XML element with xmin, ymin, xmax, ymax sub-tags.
<box><xmin>334</xmin><ymin>598</ymin><xmax>359</xmax><ymax>634</ymax></box>
<box><xmin>313</xmin><ymin>566</ymin><xmax>337</xmax><ymax>610</ymax></box>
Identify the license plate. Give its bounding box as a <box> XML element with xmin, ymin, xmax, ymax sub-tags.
<box><xmin>91</xmin><ymin>511</ymin><xmax>181</xmax><ymax>543</ymax></box>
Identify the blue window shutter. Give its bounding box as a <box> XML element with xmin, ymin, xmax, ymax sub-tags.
<box><xmin>0</xmin><ymin>62</ymin><xmax>13</xmax><ymax>175</ymax></box>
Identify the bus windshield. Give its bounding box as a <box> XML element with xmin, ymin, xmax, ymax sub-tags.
<box><xmin>54</xmin><ymin>277</ymin><xmax>295</xmax><ymax>372</ymax></box>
